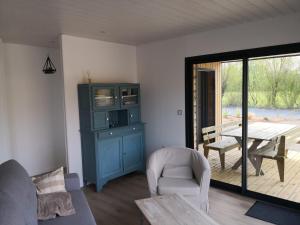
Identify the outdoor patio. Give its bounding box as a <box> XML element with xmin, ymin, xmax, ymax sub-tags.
<box><xmin>200</xmin><ymin>139</ymin><xmax>300</xmax><ymax>203</ymax></box>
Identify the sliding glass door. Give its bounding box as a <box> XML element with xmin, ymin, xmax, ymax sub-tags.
<box><xmin>247</xmin><ymin>54</ymin><xmax>300</xmax><ymax>203</ymax></box>
<box><xmin>192</xmin><ymin>60</ymin><xmax>243</xmax><ymax>187</ymax></box>
<box><xmin>185</xmin><ymin>43</ymin><xmax>300</xmax><ymax>207</ymax></box>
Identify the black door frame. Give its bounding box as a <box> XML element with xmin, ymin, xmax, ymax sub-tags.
<box><xmin>185</xmin><ymin>42</ymin><xmax>300</xmax><ymax>210</ymax></box>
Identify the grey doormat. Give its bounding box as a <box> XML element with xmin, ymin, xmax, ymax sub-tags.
<box><xmin>246</xmin><ymin>201</ymin><xmax>300</xmax><ymax>225</ymax></box>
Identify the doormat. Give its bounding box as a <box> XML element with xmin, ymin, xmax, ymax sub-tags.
<box><xmin>246</xmin><ymin>201</ymin><xmax>300</xmax><ymax>225</ymax></box>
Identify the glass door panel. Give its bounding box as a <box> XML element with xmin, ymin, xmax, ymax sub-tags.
<box><xmin>193</xmin><ymin>60</ymin><xmax>243</xmax><ymax>187</ymax></box>
<box><xmin>247</xmin><ymin>54</ymin><xmax>300</xmax><ymax>203</ymax></box>
<box><xmin>92</xmin><ymin>86</ymin><xmax>118</xmax><ymax>110</ymax></box>
<box><xmin>120</xmin><ymin>86</ymin><xmax>139</xmax><ymax>107</ymax></box>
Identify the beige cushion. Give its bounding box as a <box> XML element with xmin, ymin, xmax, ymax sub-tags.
<box><xmin>158</xmin><ymin>177</ymin><xmax>200</xmax><ymax>195</ymax></box>
<box><xmin>37</xmin><ymin>192</ymin><xmax>75</xmax><ymax>220</ymax></box>
<box><xmin>32</xmin><ymin>167</ymin><xmax>66</xmax><ymax>195</ymax></box>
<box><xmin>162</xmin><ymin>164</ymin><xmax>193</xmax><ymax>179</ymax></box>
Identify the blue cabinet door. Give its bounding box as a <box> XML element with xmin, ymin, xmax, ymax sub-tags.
<box><xmin>120</xmin><ymin>85</ymin><xmax>140</xmax><ymax>109</ymax></box>
<box><xmin>123</xmin><ymin>132</ymin><xmax>144</xmax><ymax>173</ymax></box>
<box><xmin>128</xmin><ymin>108</ymin><xmax>140</xmax><ymax>124</ymax></box>
<box><xmin>98</xmin><ymin>137</ymin><xmax>123</xmax><ymax>180</ymax></box>
<box><xmin>93</xmin><ymin>111</ymin><xmax>109</xmax><ymax>130</ymax></box>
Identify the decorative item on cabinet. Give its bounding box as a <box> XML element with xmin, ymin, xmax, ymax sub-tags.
<box><xmin>78</xmin><ymin>83</ymin><xmax>145</xmax><ymax>192</ymax></box>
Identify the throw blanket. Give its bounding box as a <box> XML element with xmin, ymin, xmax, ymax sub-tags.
<box><xmin>37</xmin><ymin>192</ymin><xmax>76</xmax><ymax>220</ymax></box>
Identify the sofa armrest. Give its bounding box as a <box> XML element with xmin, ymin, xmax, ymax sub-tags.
<box><xmin>64</xmin><ymin>173</ymin><xmax>80</xmax><ymax>191</ymax></box>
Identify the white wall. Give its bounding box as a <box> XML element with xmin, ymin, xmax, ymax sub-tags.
<box><xmin>61</xmin><ymin>35</ymin><xmax>137</xmax><ymax>183</ymax></box>
<box><xmin>137</xmin><ymin>13</ymin><xmax>300</xmax><ymax>156</ymax></box>
<box><xmin>3</xmin><ymin>43</ymin><xmax>66</xmax><ymax>175</ymax></box>
<box><xmin>0</xmin><ymin>38</ymin><xmax>11</xmax><ymax>163</ymax></box>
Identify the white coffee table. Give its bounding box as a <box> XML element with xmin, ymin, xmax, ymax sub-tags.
<box><xmin>135</xmin><ymin>194</ymin><xmax>220</xmax><ymax>225</ymax></box>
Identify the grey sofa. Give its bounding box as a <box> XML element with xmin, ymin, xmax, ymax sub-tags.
<box><xmin>0</xmin><ymin>160</ymin><xmax>96</xmax><ymax>225</ymax></box>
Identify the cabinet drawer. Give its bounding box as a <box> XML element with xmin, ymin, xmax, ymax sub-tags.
<box><xmin>127</xmin><ymin>124</ymin><xmax>143</xmax><ymax>133</ymax></box>
<box><xmin>98</xmin><ymin>129</ymin><xmax>121</xmax><ymax>139</ymax></box>
<box><xmin>98</xmin><ymin>124</ymin><xmax>144</xmax><ymax>139</ymax></box>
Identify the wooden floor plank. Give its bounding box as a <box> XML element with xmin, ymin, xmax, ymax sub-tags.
<box><xmin>84</xmin><ymin>173</ymin><xmax>271</xmax><ymax>225</ymax></box>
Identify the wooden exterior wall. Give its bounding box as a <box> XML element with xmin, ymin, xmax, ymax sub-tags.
<box><xmin>193</xmin><ymin>62</ymin><xmax>222</xmax><ymax>149</ymax></box>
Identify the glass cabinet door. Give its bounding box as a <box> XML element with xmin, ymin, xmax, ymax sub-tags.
<box><xmin>92</xmin><ymin>86</ymin><xmax>119</xmax><ymax>110</ymax></box>
<box><xmin>120</xmin><ymin>86</ymin><xmax>139</xmax><ymax>108</ymax></box>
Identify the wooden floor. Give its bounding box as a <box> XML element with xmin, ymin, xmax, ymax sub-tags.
<box><xmin>84</xmin><ymin>173</ymin><xmax>272</xmax><ymax>225</ymax></box>
<box><xmin>205</xmin><ymin>143</ymin><xmax>300</xmax><ymax>203</ymax></box>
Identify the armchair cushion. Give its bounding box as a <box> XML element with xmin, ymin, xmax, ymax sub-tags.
<box><xmin>158</xmin><ymin>177</ymin><xmax>200</xmax><ymax>195</ymax></box>
<box><xmin>162</xmin><ymin>165</ymin><xmax>193</xmax><ymax>179</ymax></box>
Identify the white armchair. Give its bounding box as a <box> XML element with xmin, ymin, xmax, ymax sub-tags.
<box><xmin>146</xmin><ymin>147</ymin><xmax>211</xmax><ymax>212</ymax></box>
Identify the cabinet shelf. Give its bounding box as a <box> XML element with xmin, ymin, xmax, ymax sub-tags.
<box><xmin>121</xmin><ymin>95</ymin><xmax>137</xmax><ymax>98</ymax></box>
<box><xmin>95</xmin><ymin>96</ymin><xmax>114</xmax><ymax>99</ymax></box>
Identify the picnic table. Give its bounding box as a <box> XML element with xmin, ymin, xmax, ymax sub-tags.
<box><xmin>221</xmin><ymin>122</ymin><xmax>296</xmax><ymax>174</ymax></box>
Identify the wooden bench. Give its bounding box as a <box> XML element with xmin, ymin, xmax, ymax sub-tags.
<box><xmin>202</xmin><ymin>121</ymin><xmax>241</xmax><ymax>169</ymax></box>
<box><xmin>250</xmin><ymin>136</ymin><xmax>287</xmax><ymax>182</ymax></box>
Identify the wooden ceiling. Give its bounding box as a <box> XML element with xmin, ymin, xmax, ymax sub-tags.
<box><xmin>0</xmin><ymin>0</ymin><xmax>300</xmax><ymax>47</ymax></box>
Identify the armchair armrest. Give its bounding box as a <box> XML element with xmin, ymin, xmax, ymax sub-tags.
<box><xmin>64</xmin><ymin>173</ymin><xmax>80</xmax><ymax>191</ymax></box>
<box><xmin>192</xmin><ymin>150</ymin><xmax>211</xmax><ymax>199</ymax></box>
<box><xmin>146</xmin><ymin>152</ymin><xmax>166</xmax><ymax>196</ymax></box>
<box><xmin>146</xmin><ymin>168</ymin><xmax>158</xmax><ymax>196</ymax></box>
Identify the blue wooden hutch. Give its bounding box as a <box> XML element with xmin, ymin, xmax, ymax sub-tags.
<box><xmin>78</xmin><ymin>83</ymin><xmax>145</xmax><ymax>191</ymax></box>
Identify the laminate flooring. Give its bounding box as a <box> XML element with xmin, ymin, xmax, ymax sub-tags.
<box><xmin>84</xmin><ymin>173</ymin><xmax>272</xmax><ymax>225</ymax></box>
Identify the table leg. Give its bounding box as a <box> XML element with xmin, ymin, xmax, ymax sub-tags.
<box><xmin>139</xmin><ymin>210</ymin><xmax>146</xmax><ymax>225</ymax></box>
<box><xmin>231</xmin><ymin>138</ymin><xmax>264</xmax><ymax>176</ymax></box>
<box><xmin>232</xmin><ymin>157</ymin><xmax>242</xmax><ymax>170</ymax></box>
<box><xmin>248</xmin><ymin>140</ymin><xmax>264</xmax><ymax>176</ymax></box>
<box><xmin>232</xmin><ymin>137</ymin><xmax>243</xmax><ymax>170</ymax></box>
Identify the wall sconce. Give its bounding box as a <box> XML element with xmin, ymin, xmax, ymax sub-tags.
<box><xmin>42</xmin><ymin>56</ymin><xmax>56</xmax><ymax>74</ymax></box>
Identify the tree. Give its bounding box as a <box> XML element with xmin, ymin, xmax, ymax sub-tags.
<box><xmin>221</xmin><ymin>62</ymin><xmax>242</xmax><ymax>106</ymax></box>
<box><xmin>222</xmin><ymin>62</ymin><xmax>242</xmax><ymax>92</ymax></box>
<box><xmin>280</xmin><ymin>69</ymin><xmax>300</xmax><ymax>108</ymax></box>
<box><xmin>249</xmin><ymin>60</ymin><xmax>264</xmax><ymax>106</ymax></box>
<box><xmin>264</xmin><ymin>57</ymin><xmax>292</xmax><ymax>107</ymax></box>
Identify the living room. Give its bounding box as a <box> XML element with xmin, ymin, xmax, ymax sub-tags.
<box><xmin>1</xmin><ymin>1</ymin><xmax>300</xmax><ymax>225</ymax></box>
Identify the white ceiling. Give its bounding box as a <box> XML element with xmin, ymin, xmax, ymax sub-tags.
<box><xmin>1</xmin><ymin>0</ymin><xmax>300</xmax><ymax>48</ymax></box>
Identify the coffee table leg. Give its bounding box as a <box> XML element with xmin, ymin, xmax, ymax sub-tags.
<box><xmin>140</xmin><ymin>211</ymin><xmax>144</xmax><ymax>225</ymax></box>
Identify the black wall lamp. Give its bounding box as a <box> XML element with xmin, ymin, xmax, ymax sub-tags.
<box><xmin>43</xmin><ymin>56</ymin><xmax>56</xmax><ymax>74</ymax></box>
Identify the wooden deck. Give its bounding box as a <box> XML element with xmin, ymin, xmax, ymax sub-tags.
<box><xmin>202</xmin><ymin>142</ymin><xmax>300</xmax><ymax>203</ymax></box>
